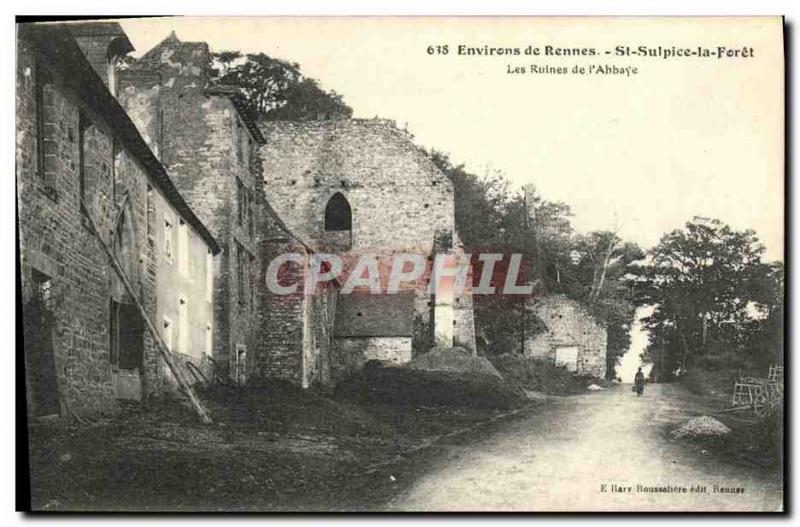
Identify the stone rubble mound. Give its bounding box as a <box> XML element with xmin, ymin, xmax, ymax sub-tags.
<box><xmin>671</xmin><ymin>416</ymin><xmax>731</xmax><ymax>439</ymax></box>
<box><xmin>405</xmin><ymin>346</ymin><xmax>503</xmax><ymax>379</ymax></box>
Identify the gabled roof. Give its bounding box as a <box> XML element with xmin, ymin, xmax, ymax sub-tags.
<box><xmin>137</xmin><ymin>30</ymin><xmax>188</xmax><ymax>64</ymax></box>
<box><xmin>19</xmin><ymin>23</ymin><xmax>220</xmax><ymax>254</ymax></box>
<box><xmin>133</xmin><ymin>32</ymin><xmax>265</xmax><ymax>145</ymax></box>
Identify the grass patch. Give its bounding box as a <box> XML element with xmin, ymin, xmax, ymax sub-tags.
<box><xmin>26</xmin><ymin>378</ymin><xmax>517</xmax><ymax>511</ymax></box>
<box><xmin>669</xmin><ymin>410</ymin><xmax>783</xmax><ymax>471</ymax></box>
<box><xmin>334</xmin><ymin>361</ymin><xmax>528</xmax><ymax>410</ymax></box>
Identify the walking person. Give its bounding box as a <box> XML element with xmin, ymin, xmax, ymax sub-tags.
<box><xmin>634</xmin><ymin>367</ymin><xmax>645</xmax><ymax>397</ymax></box>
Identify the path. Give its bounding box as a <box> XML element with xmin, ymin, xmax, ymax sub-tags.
<box><xmin>388</xmin><ymin>384</ymin><xmax>782</xmax><ymax>512</ymax></box>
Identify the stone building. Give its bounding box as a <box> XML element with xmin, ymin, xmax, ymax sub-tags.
<box><xmin>19</xmin><ymin>24</ymin><xmax>479</xmax><ymax>405</ymax></box>
<box><xmin>115</xmin><ymin>33</ymin><xmax>267</xmax><ymax>383</ymax></box>
<box><xmin>17</xmin><ymin>23</ymin><xmax>220</xmax><ymax>418</ymax></box>
<box><xmin>525</xmin><ymin>295</ymin><xmax>607</xmax><ymax>378</ymax></box>
<box><xmin>258</xmin><ymin>120</ymin><xmax>477</xmax><ymax>382</ymax></box>
<box><xmin>330</xmin><ymin>294</ymin><xmax>415</xmax><ymax>383</ymax></box>
<box><xmin>253</xmin><ymin>201</ymin><xmax>338</xmax><ymax>388</ymax></box>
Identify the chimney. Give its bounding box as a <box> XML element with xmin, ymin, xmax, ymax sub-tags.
<box><xmin>523</xmin><ymin>184</ymin><xmax>537</xmax><ymax>231</ymax></box>
<box><xmin>67</xmin><ymin>22</ymin><xmax>134</xmax><ymax>96</ymax></box>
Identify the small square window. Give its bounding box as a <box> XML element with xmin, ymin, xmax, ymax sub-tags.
<box><xmin>162</xmin><ymin>317</ymin><xmax>173</xmax><ymax>351</ymax></box>
<box><xmin>164</xmin><ymin>217</ymin><xmax>174</xmax><ymax>263</ymax></box>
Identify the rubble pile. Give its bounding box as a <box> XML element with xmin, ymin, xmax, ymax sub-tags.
<box><xmin>671</xmin><ymin>416</ymin><xmax>731</xmax><ymax>439</ymax></box>
<box><xmin>335</xmin><ymin>357</ymin><xmax>526</xmax><ymax>410</ymax></box>
<box><xmin>406</xmin><ymin>346</ymin><xmax>503</xmax><ymax>379</ymax></box>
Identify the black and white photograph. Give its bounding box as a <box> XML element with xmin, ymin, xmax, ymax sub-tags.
<box><xmin>15</xmin><ymin>15</ymin><xmax>785</xmax><ymax>512</ymax></box>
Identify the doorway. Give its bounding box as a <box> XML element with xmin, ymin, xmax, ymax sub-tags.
<box><xmin>110</xmin><ymin>299</ymin><xmax>145</xmax><ymax>400</ymax></box>
<box><xmin>554</xmin><ymin>345</ymin><xmax>579</xmax><ymax>371</ymax></box>
<box><xmin>235</xmin><ymin>344</ymin><xmax>247</xmax><ymax>386</ymax></box>
<box><xmin>110</xmin><ymin>205</ymin><xmax>144</xmax><ymax>400</ymax></box>
<box><xmin>24</xmin><ymin>269</ymin><xmax>60</xmax><ymax>417</ymax></box>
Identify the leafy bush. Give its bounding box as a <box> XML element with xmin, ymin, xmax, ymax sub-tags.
<box><xmin>680</xmin><ymin>366</ymin><xmax>739</xmax><ymax>398</ymax></box>
<box><xmin>489</xmin><ymin>354</ymin><xmax>603</xmax><ymax>395</ymax></box>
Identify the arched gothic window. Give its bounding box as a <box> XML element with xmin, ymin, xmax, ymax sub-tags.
<box><xmin>324</xmin><ymin>193</ymin><xmax>352</xmax><ymax>231</ymax></box>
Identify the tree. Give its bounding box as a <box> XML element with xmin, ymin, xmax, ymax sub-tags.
<box><xmin>631</xmin><ymin>217</ymin><xmax>783</xmax><ymax>379</ymax></box>
<box><xmin>428</xmin><ymin>152</ymin><xmax>543</xmax><ymax>355</ymax></box>
<box><xmin>210</xmin><ymin>52</ymin><xmax>352</xmax><ymax>121</ymax></box>
<box><xmin>428</xmin><ymin>151</ymin><xmax>509</xmax><ymax>250</ymax></box>
<box><xmin>571</xmin><ymin>232</ymin><xmax>644</xmax><ymax>378</ymax></box>
<box><xmin>428</xmin><ymin>151</ymin><xmax>641</xmax><ymax>374</ymax></box>
<box><xmin>482</xmin><ymin>192</ymin><xmax>642</xmax><ymax>378</ymax></box>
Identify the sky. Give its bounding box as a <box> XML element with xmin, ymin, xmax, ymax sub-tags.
<box><xmin>118</xmin><ymin>16</ymin><xmax>784</xmax><ymax>261</ymax></box>
<box><xmin>617</xmin><ymin>306</ymin><xmax>655</xmax><ymax>383</ymax></box>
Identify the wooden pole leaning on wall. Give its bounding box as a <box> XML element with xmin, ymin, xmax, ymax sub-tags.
<box><xmin>80</xmin><ymin>201</ymin><xmax>213</xmax><ymax>425</ymax></box>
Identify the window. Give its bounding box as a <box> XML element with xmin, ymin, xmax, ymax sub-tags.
<box><xmin>205</xmin><ymin>322</ymin><xmax>213</xmax><ymax>357</ymax></box>
<box><xmin>205</xmin><ymin>249</ymin><xmax>213</xmax><ymax>303</ymax></box>
<box><xmin>236</xmin><ymin>243</ymin><xmax>245</xmax><ymax>304</ymax></box>
<box><xmin>111</xmin><ymin>140</ymin><xmax>121</xmax><ymax>204</ymax></box>
<box><xmin>248</xmin><ymin>194</ymin><xmax>254</xmax><ymax>238</ymax></box>
<box><xmin>146</xmin><ymin>185</ymin><xmax>155</xmax><ymax>243</ymax></box>
<box><xmin>249</xmin><ymin>253</ymin><xmax>256</xmax><ymax>307</ymax></box>
<box><xmin>178</xmin><ymin>297</ymin><xmax>188</xmax><ymax>355</ymax></box>
<box><xmin>78</xmin><ymin>113</ymin><xmax>90</xmax><ymax>205</ymax></box>
<box><xmin>235</xmin><ymin>121</ymin><xmax>243</xmax><ymax>164</ymax></box>
<box><xmin>555</xmin><ymin>346</ymin><xmax>579</xmax><ymax>371</ymax></box>
<box><xmin>107</xmin><ymin>56</ymin><xmax>119</xmax><ymax>97</ymax></box>
<box><xmin>324</xmin><ymin>193</ymin><xmax>352</xmax><ymax>231</ymax></box>
<box><xmin>31</xmin><ymin>268</ymin><xmax>52</xmax><ymax>302</ymax></box>
<box><xmin>35</xmin><ymin>61</ymin><xmax>54</xmax><ymax>191</ymax></box>
<box><xmin>162</xmin><ymin>317</ymin><xmax>173</xmax><ymax>351</ymax></box>
<box><xmin>237</xmin><ymin>179</ymin><xmax>244</xmax><ymax>226</ymax></box>
<box><xmin>234</xmin><ymin>243</ymin><xmax>253</xmax><ymax>308</ymax></box>
<box><xmin>109</xmin><ymin>299</ymin><xmax>119</xmax><ymax>366</ymax></box>
<box><xmin>242</xmin><ymin>133</ymin><xmax>250</xmax><ymax>171</ymax></box>
<box><xmin>244</xmin><ymin>191</ymin><xmax>249</xmax><ymax>229</ymax></box>
<box><xmin>164</xmin><ymin>216</ymin><xmax>174</xmax><ymax>263</ymax></box>
<box><xmin>178</xmin><ymin>219</ymin><xmax>189</xmax><ymax>276</ymax></box>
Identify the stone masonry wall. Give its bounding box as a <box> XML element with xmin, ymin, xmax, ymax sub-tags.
<box><xmin>253</xmin><ymin>233</ymin><xmax>307</xmax><ymax>384</ymax></box>
<box><xmin>125</xmin><ymin>37</ymin><xmax>262</xmax><ymax>378</ymax></box>
<box><xmin>259</xmin><ymin>120</ymin><xmax>455</xmax><ymax>254</ymax></box>
<box><xmin>117</xmin><ymin>70</ymin><xmax>162</xmax><ymax>158</ymax></box>
<box><xmin>17</xmin><ymin>41</ymin><xmax>165</xmax><ymax>416</ymax></box>
<box><xmin>258</xmin><ymin>119</ymin><xmax>476</xmax><ymax>361</ymax></box>
<box><xmin>525</xmin><ymin>295</ymin><xmax>607</xmax><ymax>378</ymax></box>
<box><xmin>72</xmin><ymin>35</ymin><xmax>116</xmax><ymax>88</ymax></box>
<box><xmin>331</xmin><ymin>337</ymin><xmax>412</xmax><ymax>384</ymax></box>
<box><xmin>303</xmin><ymin>279</ymin><xmax>338</xmax><ymax>388</ymax></box>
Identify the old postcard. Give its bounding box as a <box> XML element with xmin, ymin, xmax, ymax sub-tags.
<box><xmin>16</xmin><ymin>16</ymin><xmax>784</xmax><ymax>512</ymax></box>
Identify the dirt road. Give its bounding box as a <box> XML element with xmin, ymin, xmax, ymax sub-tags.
<box><xmin>387</xmin><ymin>384</ymin><xmax>782</xmax><ymax>512</ymax></box>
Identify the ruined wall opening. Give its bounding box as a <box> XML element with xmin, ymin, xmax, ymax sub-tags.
<box><xmin>109</xmin><ymin>205</ymin><xmax>145</xmax><ymax>399</ymax></box>
<box><xmin>323</xmin><ymin>192</ymin><xmax>352</xmax><ymax>250</ymax></box>
<box><xmin>24</xmin><ymin>268</ymin><xmax>60</xmax><ymax>417</ymax></box>
<box><xmin>324</xmin><ymin>192</ymin><xmax>352</xmax><ymax>231</ymax></box>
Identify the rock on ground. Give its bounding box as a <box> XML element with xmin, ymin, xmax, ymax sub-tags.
<box><xmin>671</xmin><ymin>416</ymin><xmax>731</xmax><ymax>439</ymax></box>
